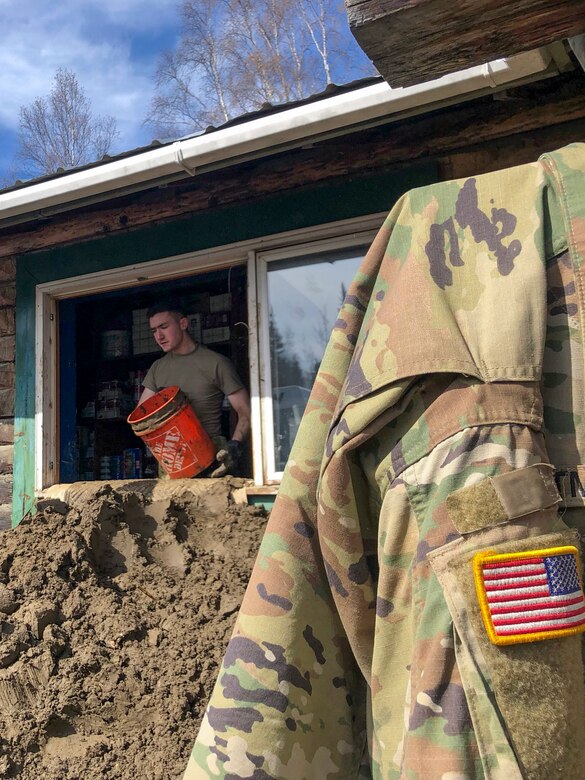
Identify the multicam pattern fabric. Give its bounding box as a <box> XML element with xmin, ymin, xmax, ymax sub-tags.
<box><xmin>184</xmin><ymin>145</ymin><xmax>585</xmax><ymax>779</ymax></box>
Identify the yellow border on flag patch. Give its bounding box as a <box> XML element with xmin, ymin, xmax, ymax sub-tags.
<box><xmin>473</xmin><ymin>545</ymin><xmax>585</xmax><ymax>646</ymax></box>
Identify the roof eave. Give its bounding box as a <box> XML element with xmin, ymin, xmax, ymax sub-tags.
<box><xmin>0</xmin><ymin>49</ymin><xmax>556</xmax><ymax>229</ymax></box>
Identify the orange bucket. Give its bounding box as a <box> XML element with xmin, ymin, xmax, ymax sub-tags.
<box><xmin>127</xmin><ymin>386</ymin><xmax>216</xmax><ymax>479</ymax></box>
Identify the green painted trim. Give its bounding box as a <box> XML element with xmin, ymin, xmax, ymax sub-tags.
<box><xmin>13</xmin><ymin>162</ymin><xmax>437</xmax><ymax>525</ymax></box>
<box><xmin>247</xmin><ymin>495</ymin><xmax>276</xmax><ymax>513</ymax></box>
<box><xmin>14</xmin><ymin>266</ymin><xmax>37</xmax><ymax>526</ymax></box>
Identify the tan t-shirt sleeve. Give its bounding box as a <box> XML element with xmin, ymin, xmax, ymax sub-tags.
<box><xmin>142</xmin><ymin>361</ymin><xmax>160</xmax><ymax>393</ymax></box>
<box><xmin>215</xmin><ymin>355</ymin><xmax>244</xmax><ymax>397</ymax></box>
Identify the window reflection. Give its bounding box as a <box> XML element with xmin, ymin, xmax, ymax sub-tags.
<box><xmin>267</xmin><ymin>248</ymin><xmax>365</xmax><ymax>471</ymax></box>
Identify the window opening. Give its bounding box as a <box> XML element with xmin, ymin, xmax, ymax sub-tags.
<box><xmin>59</xmin><ymin>265</ymin><xmax>250</xmax><ymax>483</ymax></box>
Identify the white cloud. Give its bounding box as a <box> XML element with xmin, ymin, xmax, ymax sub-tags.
<box><xmin>0</xmin><ymin>0</ymin><xmax>180</xmax><ymax>153</ymax></box>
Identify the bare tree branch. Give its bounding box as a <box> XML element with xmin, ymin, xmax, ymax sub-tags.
<box><xmin>300</xmin><ymin>0</ymin><xmax>334</xmax><ymax>85</ymax></box>
<box><xmin>146</xmin><ymin>0</ymin><xmax>368</xmax><ymax>135</ymax></box>
<box><xmin>17</xmin><ymin>68</ymin><xmax>118</xmax><ymax>177</ymax></box>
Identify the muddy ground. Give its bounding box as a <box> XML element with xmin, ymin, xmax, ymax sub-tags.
<box><xmin>0</xmin><ymin>479</ymin><xmax>267</xmax><ymax>779</ymax></box>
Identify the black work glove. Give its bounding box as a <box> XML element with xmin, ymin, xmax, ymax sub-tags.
<box><xmin>210</xmin><ymin>439</ymin><xmax>242</xmax><ymax>478</ymax></box>
<box><xmin>226</xmin><ymin>439</ymin><xmax>242</xmax><ymax>462</ymax></box>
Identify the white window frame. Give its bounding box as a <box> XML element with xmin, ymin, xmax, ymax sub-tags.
<box><xmin>256</xmin><ymin>233</ymin><xmax>376</xmax><ymax>483</ymax></box>
<box><xmin>34</xmin><ymin>213</ymin><xmax>384</xmax><ymax>493</ymax></box>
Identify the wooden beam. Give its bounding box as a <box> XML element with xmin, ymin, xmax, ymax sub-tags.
<box><xmin>346</xmin><ymin>0</ymin><xmax>585</xmax><ymax>86</ymax></box>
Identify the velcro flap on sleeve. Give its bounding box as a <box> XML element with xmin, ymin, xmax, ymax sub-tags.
<box><xmin>429</xmin><ymin>527</ymin><xmax>585</xmax><ymax>780</ymax></box>
<box><xmin>447</xmin><ymin>463</ymin><xmax>561</xmax><ymax>535</ymax></box>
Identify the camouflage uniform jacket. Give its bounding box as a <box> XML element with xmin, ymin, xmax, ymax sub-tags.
<box><xmin>184</xmin><ymin>144</ymin><xmax>585</xmax><ymax>780</ymax></box>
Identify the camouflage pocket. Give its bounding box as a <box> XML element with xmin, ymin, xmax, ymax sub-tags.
<box><xmin>428</xmin><ymin>464</ymin><xmax>585</xmax><ymax>780</ymax></box>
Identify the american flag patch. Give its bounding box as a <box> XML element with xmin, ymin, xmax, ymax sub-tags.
<box><xmin>474</xmin><ymin>545</ymin><xmax>585</xmax><ymax>645</ymax></box>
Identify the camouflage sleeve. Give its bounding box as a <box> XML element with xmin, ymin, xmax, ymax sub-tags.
<box><xmin>183</xmin><ymin>485</ymin><xmax>369</xmax><ymax>778</ymax></box>
<box><xmin>321</xmin><ymin>378</ymin><xmax>585</xmax><ymax>779</ymax></box>
<box><xmin>182</xmin><ymin>225</ymin><xmax>395</xmax><ymax>779</ymax></box>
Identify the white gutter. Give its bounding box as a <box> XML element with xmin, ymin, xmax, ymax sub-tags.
<box><xmin>0</xmin><ymin>48</ymin><xmax>553</xmax><ymax>226</ymax></box>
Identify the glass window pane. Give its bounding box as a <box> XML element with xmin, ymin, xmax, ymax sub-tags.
<box><xmin>267</xmin><ymin>247</ymin><xmax>366</xmax><ymax>471</ymax></box>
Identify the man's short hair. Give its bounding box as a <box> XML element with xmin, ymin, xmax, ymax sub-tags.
<box><xmin>147</xmin><ymin>299</ymin><xmax>185</xmax><ymax>320</ymax></box>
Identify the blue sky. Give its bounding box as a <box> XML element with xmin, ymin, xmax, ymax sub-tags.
<box><xmin>0</xmin><ymin>1</ymin><xmax>374</xmax><ymax>186</ymax></box>
<box><xmin>0</xmin><ymin>0</ymin><xmax>181</xmax><ymax>184</ymax></box>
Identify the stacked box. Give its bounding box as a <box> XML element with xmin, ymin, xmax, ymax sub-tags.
<box><xmin>202</xmin><ymin>326</ymin><xmax>230</xmax><ymax>344</ymax></box>
<box><xmin>132</xmin><ymin>308</ymin><xmax>156</xmax><ymax>355</ymax></box>
<box><xmin>209</xmin><ymin>293</ymin><xmax>232</xmax><ymax>313</ymax></box>
<box><xmin>102</xmin><ymin>330</ymin><xmax>130</xmax><ymax>358</ymax></box>
<box><xmin>203</xmin><ymin>312</ymin><xmax>229</xmax><ymax>329</ymax></box>
<box><xmin>202</xmin><ymin>311</ymin><xmax>230</xmax><ymax>344</ymax></box>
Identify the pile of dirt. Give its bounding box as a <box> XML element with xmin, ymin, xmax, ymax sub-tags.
<box><xmin>0</xmin><ymin>480</ymin><xmax>267</xmax><ymax>779</ymax></box>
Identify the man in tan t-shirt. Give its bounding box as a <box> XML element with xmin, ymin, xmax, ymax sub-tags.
<box><xmin>138</xmin><ymin>300</ymin><xmax>251</xmax><ymax>477</ymax></box>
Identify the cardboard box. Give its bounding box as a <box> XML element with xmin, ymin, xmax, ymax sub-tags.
<box><xmin>209</xmin><ymin>293</ymin><xmax>232</xmax><ymax>313</ymax></box>
<box><xmin>202</xmin><ymin>326</ymin><xmax>230</xmax><ymax>344</ymax></box>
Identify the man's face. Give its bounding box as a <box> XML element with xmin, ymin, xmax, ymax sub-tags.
<box><xmin>149</xmin><ymin>311</ymin><xmax>188</xmax><ymax>352</ymax></box>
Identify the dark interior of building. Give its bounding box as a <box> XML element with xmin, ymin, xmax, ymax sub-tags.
<box><xmin>58</xmin><ymin>264</ymin><xmax>250</xmax><ymax>482</ymax></box>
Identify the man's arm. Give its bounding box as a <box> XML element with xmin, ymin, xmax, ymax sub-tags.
<box><xmin>226</xmin><ymin>387</ymin><xmax>251</xmax><ymax>442</ymax></box>
<box><xmin>209</xmin><ymin>388</ymin><xmax>251</xmax><ymax>477</ymax></box>
<box><xmin>138</xmin><ymin>386</ymin><xmax>156</xmax><ymax>405</ymax></box>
